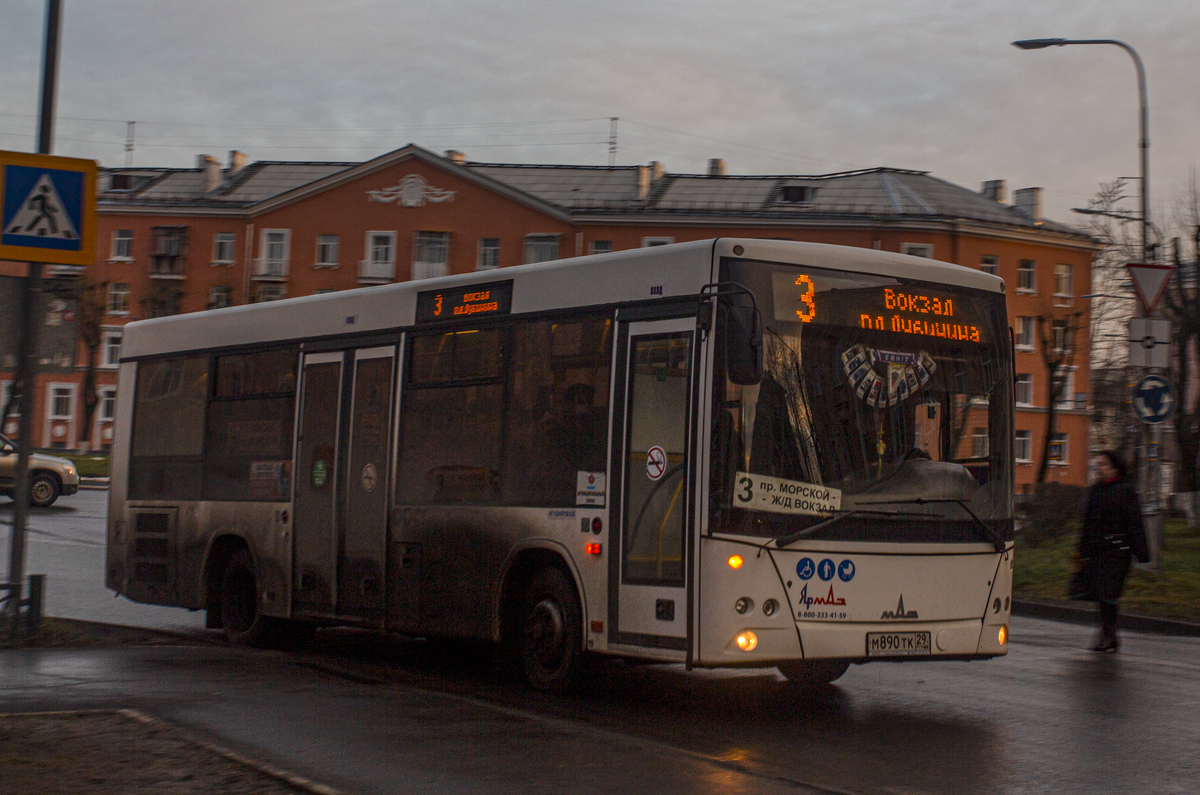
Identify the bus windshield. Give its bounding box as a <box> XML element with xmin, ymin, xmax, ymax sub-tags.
<box><xmin>715</xmin><ymin>257</ymin><xmax>1014</xmax><ymax>543</ymax></box>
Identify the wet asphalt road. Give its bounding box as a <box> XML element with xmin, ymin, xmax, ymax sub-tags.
<box><xmin>3</xmin><ymin>489</ymin><xmax>1200</xmax><ymax>793</ymax></box>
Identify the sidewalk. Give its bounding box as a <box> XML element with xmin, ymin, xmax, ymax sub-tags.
<box><xmin>1012</xmin><ymin>599</ymin><xmax>1200</xmax><ymax>636</ymax></box>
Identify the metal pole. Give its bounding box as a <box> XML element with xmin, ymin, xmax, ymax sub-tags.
<box><xmin>8</xmin><ymin>0</ymin><xmax>62</xmax><ymax>628</ymax></box>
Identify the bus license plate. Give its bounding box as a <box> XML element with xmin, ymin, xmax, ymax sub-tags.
<box><xmin>867</xmin><ymin>631</ymin><xmax>931</xmax><ymax>657</ymax></box>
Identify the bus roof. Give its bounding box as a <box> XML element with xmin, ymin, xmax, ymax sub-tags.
<box><xmin>120</xmin><ymin>238</ymin><xmax>1004</xmax><ymax>359</ymax></box>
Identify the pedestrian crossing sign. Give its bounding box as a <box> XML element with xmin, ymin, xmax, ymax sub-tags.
<box><xmin>0</xmin><ymin>150</ymin><xmax>96</xmax><ymax>266</ymax></box>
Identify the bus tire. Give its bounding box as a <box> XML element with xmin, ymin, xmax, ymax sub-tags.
<box><xmin>219</xmin><ymin>548</ymin><xmax>272</xmax><ymax>647</ymax></box>
<box><xmin>29</xmin><ymin>472</ymin><xmax>60</xmax><ymax>508</ymax></box>
<box><xmin>517</xmin><ymin>567</ymin><xmax>583</xmax><ymax>692</ymax></box>
<box><xmin>778</xmin><ymin>659</ymin><xmax>850</xmax><ymax>688</ymax></box>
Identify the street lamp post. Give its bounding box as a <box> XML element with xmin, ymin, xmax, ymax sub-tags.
<box><xmin>1013</xmin><ymin>37</ymin><xmax>1162</xmax><ymax>565</ymax></box>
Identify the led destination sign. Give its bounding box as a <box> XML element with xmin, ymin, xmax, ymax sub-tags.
<box><xmin>416</xmin><ymin>280</ymin><xmax>513</xmax><ymax>324</ymax></box>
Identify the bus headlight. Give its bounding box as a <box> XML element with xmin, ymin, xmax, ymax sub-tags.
<box><xmin>735</xmin><ymin>630</ymin><xmax>758</xmax><ymax>651</ymax></box>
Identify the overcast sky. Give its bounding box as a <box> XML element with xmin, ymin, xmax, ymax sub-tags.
<box><xmin>1</xmin><ymin>0</ymin><xmax>1196</xmax><ymax>228</ymax></box>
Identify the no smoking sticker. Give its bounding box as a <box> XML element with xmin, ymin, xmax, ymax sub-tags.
<box><xmin>646</xmin><ymin>446</ymin><xmax>667</xmax><ymax>481</ymax></box>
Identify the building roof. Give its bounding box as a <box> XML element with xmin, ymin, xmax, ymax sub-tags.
<box><xmin>97</xmin><ymin>144</ymin><xmax>1089</xmax><ymax>240</ymax></box>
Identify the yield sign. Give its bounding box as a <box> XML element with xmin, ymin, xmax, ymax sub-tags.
<box><xmin>1126</xmin><ymin>262</ymin><xmax>1174</xmax><ymax>314</ymax></box>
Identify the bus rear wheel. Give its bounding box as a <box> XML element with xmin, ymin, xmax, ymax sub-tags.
<box><xmin>219</xmin><ymin>549</ymin><xmax>273</xmax><ymax>646</ymax></box>
<box><xmin>778</xmin><ymin>659</ymin><xmax>850</xmax><ymax>688</ymax></box>
<box><xmin>517</xmin><ymin>568</ymin><xmax>583</xmax><ymax>692</ymax></box>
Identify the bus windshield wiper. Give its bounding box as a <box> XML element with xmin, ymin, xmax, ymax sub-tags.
<box><xmin>854</xmin><ymin>497</ymin><xmax>1006</xmax><ymax>552</ymax></box>
<box><xmin>769</xmin><ymin>508</ymin><xmax>915</xmax><ymax>550</ymax></box>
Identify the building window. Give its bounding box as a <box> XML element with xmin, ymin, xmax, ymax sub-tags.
<box><xmin>99</xmin><ymin>388</ymin><xmax>116</xmax><ymax>421</ymax></box>
<box><xmin>212</xmin><ymin>232</ymin><xmax>235</xmax><ymax>265</ymax></box>
<box><xmin>413</xmin><ymin>231</ymin><xmax>450</xmax><ymax>280</ymax></box>
<box><xmin>1015</xmin><ymin>317</ymin><xmax>1035</xmax><ymax>349</ymax></box>
<box><xmin>258</xmin><ymin>229</ymin><xmax>290</xmax><ymax>277</ymax></box>
<box><xmin>1055</xmin><ymin>263</ymin><xmax>1073</xmax><ymax>296</ymax></box>
<box><xmin>901</xmin><ymin>243</ymin><xmax>934</xmax><ymax>258</ymax></box>
<box><xmin>971</xmin><ymin>427</ymin><xmax>989</xmax><ymax>458</ymax></box>
<box><xmin>1054</xmin><ymin>369</ymin><xmax>1076</xmax><ymax>409</ymax></box>
<box><xmin>980</xmin><ymin>255</ymin><xmax>999</xmax><ymax>276</ymax></box>
<box><xmin>641</xmin><ymin>236</ymin><xmax>674</xmax><ymax>248</ymax></box>
<box><xmin>1015</xmin><ymin>431</ymin><xmax>1032</xmax><ymax>463</ymax></box>
<box><xmin>102</xmin><ymin>331</ymin><xmax>122</xmax><ymax>368</ymax></box>
<box><xmin>50</xmin><ymin>386</ymin><xmax>73</xmax><ymax>419</ymax></box>
<box><xmin>316</xmin><ymin>234</ymin><xmax>339</xmax><ymax>268</ymax></box>
<box><xmin>590</xmin><ymin>240</ymin><xmax>612</xmax><ymax>255</ymax></box>
<box><xmin>368</xmin><ymin>232</ymin><xmax>395</xmax><ymax>265</ymax></box>
<box><xmin>106</xmin><ymin>283</ymin><xmax>130</xmax><ymax>315</ymax></box>
<box><xmin>151</xmin><ymin>226</ymin><xmax>188</xmax><ymax>276</ymax></box>
<box><xmin>1052</xmin><ymin>320</ymin><xmax>1071</xmax><ymax>354</ymax></box>
<box><xmin>1049</xmin><ymin>433</ymin><xmax>1068</xmax><ymax>464</ymax></box>
<box><xmin>477</xmin><ymin>238</ymin><xmax>500</xmax><ymax>271</ymax></box>
<box><xmin>780</xmin><ymin>186</ymin><xmax>815</xmax><ymax>203</ymax></box>
<box><xmin>111</xmin><ymin>230</ymin><xmax>133</xmax><ymax>260</ymax></box>
<box><xmin>255</xmin><ymin>284</ymin><xmax>286</xmax><ymax>303</ymax></box>
<box><xmin>1018</xmin><ymin>259</ymin><xmax>1036</xmax><ymax>291</ymax></box>
<box><xmin>208</xmin><ymin>286</ymin><xmax>232</xmax><ymax>310</ymax></box>
<box><xmin>1015</xmin><ymin>373</ymin><xmax>1033</xmax><ymax>406</ymax></box>
<box><xmin>524</xmin><ymin>234</ymin><xmax>560</xmax><ymax>264</ymax></box>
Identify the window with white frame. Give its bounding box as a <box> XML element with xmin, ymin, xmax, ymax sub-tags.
<box><xmin>971</xmin><ymin>427</ymin><xmax>989</xmax><ymax>458</ymax></box>
<box><xmin>1015</xmin><ymin>317</ymin><xmax>1035</xmax><ymax>349</ymax></box>
<box><xmin>524</xmin><ymin>234</ymin><xmax>560</xmax><ymax>264</ymax></box>
<box><xmin>980</xmin><ymin>255</ymin><xmax>999</xmax><ymax>275</ymax></box>
<box><xmin>111</xmin><ymin>230</ymin><xmax>133</xmax><ymax>260</ymax></box>
<box><xmin>1015</xmin><ymin>373</ymin><xmax>1033</xmax><ymax>406</ymax></box>
<box><xmin>1015</xmin><ymin>431</ymin><xmax>1032</xmax><ymax>463</ymax></box>
<box><xmin>259</xmin><ymin>230</ymin><xmax>290</xmax><ymax>276</ymax></box>
<box><xmin>212</xmin><ymin>232</ymin><xmax>235</xmax><ymax>265</ymax></box>
<box><xmin>368</xmin><ymin>232</ymin><xmax>395</xmax><ymax>265</ymax></box>
<box><xmin>50</xmin><ymin>386</ymin><xmax>73</xmax><ymax>420</ymax></box>
<box><xmin>1049</xmin><ymin>433</ymin><xmax>1068</xmax><ymax>464</ymax></box>
<box><xmin>1052</xmin><ymin>320</ymin><xmax>1071</xmax><ymax>354</ymax></box>
<box><xmin>1018</xmin><ymin>259</ymin><xmax>1036</xmax><ymax>291</ymax></box>
<box><xmin>477</xmin><ymin>238</ymin><xmax>500</xmax><ymax>271</ymax></box>
<box><xmin>99</xmin><ymin>388</ymin><xmax>116</xmax><ymax>421</ymax></box>
<box><xmin>1054</xmin><ymin>263</ymin><xmax>1073</xmax><ymax>296</ymax></box>
<box><xmin>590</xmin><ymin>240</ymin><xmax>612</xmax><ymax>255</ymax></box>
<box><xmin>1054</xmin><ymin>368</ymin><xmax>1077</xmax><ymax>409</ymax></box>
<box><xmin>208</xmin><ymin>286</ymin><xmax>232</xmax><ymax>310</ymax></box>
<box><xmin>641</xmin><ymin>236</ymin><xmax>674</xmax><ymax>248</ymax></box>
<box><xmin>106</xmin><ymin>282</ymin><xmax>130</xmax><ymax>314</ymax></box>
<box><xmin>102</xmin><ymin>331</ymin><xmax>122</xmax><ymax>368</ymax></box>
<box><xmin>316</xmin><ymin>234</ymin><xmax>339</xmax><ymax>268</ymax></box>
<box><xmin>901</xmin><ymin>243</ymin><xmax>934</xmax><ymax>258</ymax></box>
<box><xmin>412</xmin><ymin>231</ymin><xmax>450</xmax><ymax>280</ymax></box>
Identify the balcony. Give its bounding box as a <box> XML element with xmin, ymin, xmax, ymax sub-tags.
<box><xmin>253</xmin><ymin>258</ymin><xmax>289</xmax><ymax>281</ymax></box>
<box><xmin>149</xmin><ymin>256</ymin><xmax>187</xmax><ymax>280</ymax></box>
<box><xmin>358</xmin><ymin>259</ymin><xmax>395</xmax><ymax>285</ymax></box>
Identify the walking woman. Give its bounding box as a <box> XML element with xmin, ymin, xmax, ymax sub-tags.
<box><xmin>1078</xmin><ymin>450</ymin><xmax>1150</xmax><ymax>652</ymax></box>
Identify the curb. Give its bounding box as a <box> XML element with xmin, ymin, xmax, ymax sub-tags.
<box><xmin>1013</xmin><ymin>599</ymin><xmax>1200</xmax><ymax>637</ymax></box>
<box><xmin>79</xmin><ymin>477</ymin><xmax>110</xmax><ymax>490</ymax></box>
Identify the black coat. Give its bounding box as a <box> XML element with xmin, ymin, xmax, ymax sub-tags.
<box><xmin>1078</xmin><ymin>479</ymin><xmax>1150</xmax><ymax>601</ymax></box>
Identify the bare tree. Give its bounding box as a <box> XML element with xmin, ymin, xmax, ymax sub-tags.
<box><xmin>74</xmin><ymin>278</ymin><xmax>109</xmax><ymax>451</ymax></box>
<box><xmin>1162</xmin><ymin>173</ymin><xmax>1200</xmax><ymax>522</ymax></box>
<box><xmin>1035</xmin><ymin>304</ymin><xmax>1086</xmax><ymax>484</ymax></box>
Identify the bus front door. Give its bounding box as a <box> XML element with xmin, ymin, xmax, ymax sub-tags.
<box><xmin>294</xmin><ymin>346</ymin><xmax>395</xmax><ymax>622</ymax></box>
<box><xmin>612</xmin><ymin>319</ymin><xmax>695</xmax><ymax>652</ymax></box>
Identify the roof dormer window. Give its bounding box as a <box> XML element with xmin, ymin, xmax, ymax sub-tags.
<box><xmin>780</xmin><ymin>185</ymin><xmax>815</xmax><ymax>203</ymax></box>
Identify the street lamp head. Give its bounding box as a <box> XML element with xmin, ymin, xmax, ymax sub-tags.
<box><xmin>1012</xmin><ymin>39</ymin><xmax>1068</xmax><ymax>50</ymax></box>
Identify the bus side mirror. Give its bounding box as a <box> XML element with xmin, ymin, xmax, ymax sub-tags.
<box><xmin>726</xmin><ymin>305</ymin><xmax>762</xmax><ymax>385</ymax></box>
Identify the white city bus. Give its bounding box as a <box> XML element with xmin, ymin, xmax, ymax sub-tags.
<box><xmin>107</xmin><ymin>238</ymin><xmax>1013</xmax><ymax>690</ymax></box>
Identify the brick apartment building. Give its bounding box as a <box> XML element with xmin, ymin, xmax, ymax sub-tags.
<box><xmin>0</xmin><ymin>143</ymin><xmax>1100</xmax><ymax>490</ymax></box>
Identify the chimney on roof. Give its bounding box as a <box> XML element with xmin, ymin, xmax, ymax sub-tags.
<box><xmin>708</xmin><ymin>158</ymin><xmax>726</xmax><ymax>177</ymax></box>
<box><xmin>198</xmin><ymin>154</ymin><xmax>221</xmax><ymax>193</ymax></box>
<box><xmin>981</xmin><ymin>179</ymin><xmax>1007</xmax><ymax>204</ymax></box>
<box><xmin>445</xmin><ymin>150</ymin><xmax>466</xmax><ymax>164</ymax></box>
<box><xmin>226</xmin><ymin>150</ymin><xmax>248</xmax><ymax>177</ymax></box>
<box><xmin>1014</xmin><ymin>187</ymin><xmax>1043</xmax><ymax>223</ymax></box>
<box><xmin>637</xmin><ymin>161</ymin><xmax>667</xmax><ymax>201</ymax></box>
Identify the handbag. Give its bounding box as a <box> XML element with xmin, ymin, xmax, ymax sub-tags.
<box><xmin>1067</xmin><ymin>568</ymin><xmax>1093</xmax><ymax>602</ymax></box>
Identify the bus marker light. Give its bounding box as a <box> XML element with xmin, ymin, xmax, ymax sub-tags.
<box><xmin>998</xmin><ymin>625</ymin><xmax>1008</xmax><ymax>646</ymax></box>
<box><xmin>592</xmin><ymin>517</ymin><xmax>603</xmax><ymax>534</ymax></box>
<box><xmin>728</xmin><ymin>554</ymin><xmax>744</xmax><ymax>569</ymax></box>
<box><xmin>586</xmin><ymin>543</ymin><xmax>602</xmax><ymax>555</ymax></box>
<box><xmin>735</xmin><ymin>631</ymin><xmax>758</xmax><ymax>651</ymax></box>
<box><xmin>591</xmin><ymin>620</ymin><xmax>604</xmax><ymax>633</ymax></box>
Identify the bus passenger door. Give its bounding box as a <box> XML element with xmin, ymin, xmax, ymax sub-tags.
<box><xmin>612</xmin><ymin>319</ymin><xmax>695</xmax><ymax>652</ymax></box>
<box><xmin>294</xmin><ymin>352</ymin><xmax>344</xmax><ymax>614</ymax></box>
<box><xmin>337</xmin><ymin>346</ymin><xmax>395</xmax><ymax>621</ymax></box>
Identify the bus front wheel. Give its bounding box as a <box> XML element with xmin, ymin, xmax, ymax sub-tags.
<box><xmin>517</xmin><ymin>568</ymin><xmax>583</xmax><ymax>692</ymax></box>
<box><xmin>219</xmin><ymin>548</ymin><xmax>272</xmax><ymax>646</ymax></box>
<box><xmin>778</xmin><ymin>659</ymin><xmax>850</xmax><ymax>688</ymax></box>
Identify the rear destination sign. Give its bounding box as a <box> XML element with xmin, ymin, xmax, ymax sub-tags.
<box><xmin>734</xmin><ymin>472</ymin><xmax>841</xmax><ymax>516</ymax></box>
<box><xmin>416</xmin><ymin>280</ymin><xmax>513</xmax><ymax>323</ymax></box>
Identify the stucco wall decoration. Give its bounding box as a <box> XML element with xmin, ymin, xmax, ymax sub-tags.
<box><xmin>367</xmin><ymin>175</ymin><xmax>455</xmax><ymax>207</ymax></box>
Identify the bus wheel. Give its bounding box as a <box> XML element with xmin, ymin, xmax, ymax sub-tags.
<box><xmin>778</xmin><ymin>660</ymin><xmax>850</xmax><ymax>688</ymax></box>
<box><xmin>518</xmin><ymin>568</ymin><xmax>583</xmax><ymax>692</ymax></box>
<box><xmin>219</xmin><ymin>549</ymin><xmax>271</xmax><ymax>646</ymax></box>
